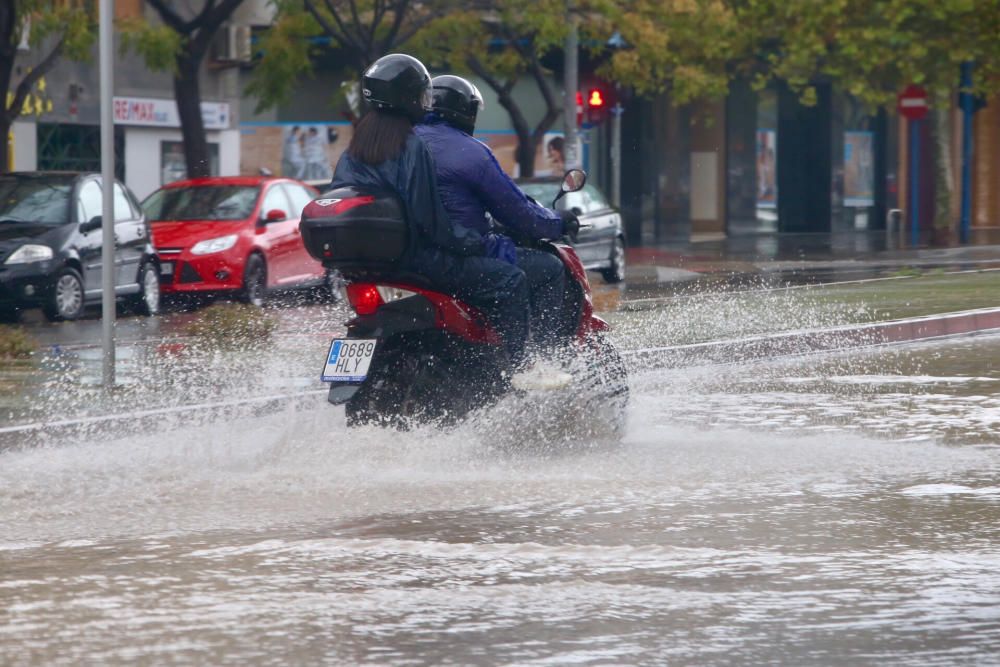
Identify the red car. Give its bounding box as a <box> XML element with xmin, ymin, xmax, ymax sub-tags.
<box><xmin>142</xmin><ymin>176</ymin><xmax>331</xmax><ymax>305</ymax></box>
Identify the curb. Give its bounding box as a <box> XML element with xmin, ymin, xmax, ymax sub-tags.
<box><xmin>622</xmin><ymin>307</ymin><xmax>1000</xmax><ymax>369</ymax></box>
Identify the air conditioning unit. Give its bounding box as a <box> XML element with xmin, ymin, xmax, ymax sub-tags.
<box><xmin>212</xmin><ymin>24</ymin><xmax>252</xmax><ymax>64</ymax></box>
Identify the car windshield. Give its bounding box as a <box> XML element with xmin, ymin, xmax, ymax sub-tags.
<box><xmin>518</xmin><ymin>182</ymin><xmax>562</xmax><ymax>209</ymax></box>
<box><xmin>0</xmin><ymin>177</ymin><xmax>72</xmax><ymax>225</ymax></box>
<box><xmin>143</xmin><ymin>185</ymin><xmax>260</xmax><ymax>221</ymax></box>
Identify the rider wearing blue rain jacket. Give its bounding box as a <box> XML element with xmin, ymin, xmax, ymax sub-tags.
<box><xmin>415</xmin><ymin>75</ymin><xmax>578</xmax><ymax>348</ymax></box>
<box><xmin>330</xmin><ymin>55</ymin><xmax>532</xmax><ymax>367</ymax></box>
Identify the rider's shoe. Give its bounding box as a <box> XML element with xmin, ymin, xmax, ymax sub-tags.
<box><xmin>511</xmin><ymin>360</ymin><xmax>573</xmax><ymax>391</ymax></box>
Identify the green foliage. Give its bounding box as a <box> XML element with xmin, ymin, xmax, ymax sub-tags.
<box><xmin>18</xmin><ymin>0</ymin><xmax>96</xmax><ymax>62</ymax></box>
<box><xmin>601</xmin><ymin>0</ymin><xmax>738</xmax><ymax>103</ymax></box>
<box><xmin>412</xmin><ymin>0</ymin><xmax>569</xmax><ymax>80</ymax></box>
<box><xmin>0</xmin><ymin>325</ymin><xmax>37</xmax><ymax>360</ymax></box>
<box><xmin>732</xmin><ymin>0</ymin><xmax>1000</xmax><ymax>109</ymax></box>
<box><xmin>117</xmin><ymin>18</ymin><xmax>183</xmax><ymax>73</ymax></box>
<box><xmin>3</xmin><ymin>1</ymin><xmax>96</xmax><ymax>122</ymax></box>
<box><xmin>183</xmin><ymin>303</ymin><xmax>279</xmax><ymax>350</ymax></box>
<box><xmin>245</xmin><ymin>10</ymin><xmax>323</xmax><ymax>112</ymax></box>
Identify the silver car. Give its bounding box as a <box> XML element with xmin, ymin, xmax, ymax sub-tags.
<box><xmin>518</xmin><ymin>179</ymin><xmax>626</xmax><ymax>283</ymax></box>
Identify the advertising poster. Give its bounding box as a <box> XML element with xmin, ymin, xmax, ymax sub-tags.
<box><xmin>475</xmin><ymin>133</ymin><xmax>519</xmax><ymax>176</ymax></box>
<box><xmin>756</xmin><ymin>128</ymin><xmax>777</xmax><ymax>208</ymax></box>
<box><xmin>476</xmin><ymin>131</ymin><xmax>584</xmax><ymax>178</ymax></box>
<box><xmin>843</xmin><ymin>131</ymin><xmax>874</xmax><ymax>207</ymax></box>
<box><xmin>240</xmin><ymin>123</ymin><xmax>352</xmax><ymax>184</ymax></box>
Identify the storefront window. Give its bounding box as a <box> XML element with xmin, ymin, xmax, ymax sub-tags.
<box><xmin>161</xmin><ymin>141</ymin><xmax>219</xmax><ymax>185</ymax></box>
<box><xmin>831</xmin><ymin>95</ymin><xmax>883</xmax><ymax>231</ymax></box>
<box><xmin>755</xmin><ymin>91</ymin><xmax>778</xmax><ymax>231</ymax></box>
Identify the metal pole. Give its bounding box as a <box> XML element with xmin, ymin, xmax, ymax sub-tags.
<box><xmin>908</xmin><ymin>118</ymin><xmax>920</xmax><ymax>247</ymax></box>
<box><xmin>611</xmin><ymin>103</ymin><xmax>623</xmax><ymax>208</ymax></box>
<box><xmin>99</xmin><ymin>0</ymin><xmax>116</xmax><ymax>387</ymax></box>
<box><xmin>562</xmin><ymin>1</ymin><xmax>579</xmax><ymax>170</ymax></box>
<box><xmin>959</xmin><ymin>62</ymin><xmax>974</xmax><ymax>245</ymax></box>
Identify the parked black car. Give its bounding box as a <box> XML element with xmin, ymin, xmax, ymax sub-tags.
<box><xmin>517</xmin><ymin>179</ymin><xmax>626</xmax><ymax>283</ymax></box>
<box><xmin>0</xmin><ymin>172</ymin><xmax>160</xmax><ymax>321</ymax></box>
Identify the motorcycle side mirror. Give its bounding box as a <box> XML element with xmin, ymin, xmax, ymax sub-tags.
<box><xmin>561</xmin><ymin>169</ymin><xmax>587</xmax><ymax>193</ymax></box>
<box><xmin>553</xmin><ymin>168</ymin><xmax>587</xmax><ymax>207</ymax></box>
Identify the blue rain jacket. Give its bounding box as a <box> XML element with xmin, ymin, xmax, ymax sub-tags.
<box><xmin>415</xmin><ymin>115</ymin><xmax>563</xmax><ymax>262</ymax></box>
<box><xmin>330</xmin><ymin>132</ymin><xmax>484</xmax><ymax>258</ymax></box>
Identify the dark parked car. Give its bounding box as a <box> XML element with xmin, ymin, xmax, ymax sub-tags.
<box><xmin>0</xmin><ymin>172</ymin><xmax>160</xmax><ymax>321</ymax></box>
<box><xmin>518</xmin><ymin>179</ymin><xmax>626</xmax><ymax>283</ymax></box>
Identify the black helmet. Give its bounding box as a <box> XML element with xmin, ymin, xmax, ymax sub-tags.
<box><xmin>430</xmin><ymin>75</ymin><xmax>485</xmax><ymax>134</ymax></box>
<box><xmin>362</xmin><ymin>54</ymin><xmax>432</xmax><ymax>123</ymax></box>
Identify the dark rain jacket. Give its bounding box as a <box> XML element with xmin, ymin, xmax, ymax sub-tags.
<box><xmin>330</xmin><ymin>132</ymin><xmax>485</xmax><ymax>259</ymax></box>
<box><xmin>415</xmin><ymin>115</ymin><xmax>563</xmax><ymax>261</ymax></box>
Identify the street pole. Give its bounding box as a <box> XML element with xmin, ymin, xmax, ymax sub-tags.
<box><xmin>959</xmin><ymin>62</ymin><xmax>974</xmax><ymax>245</ymax></box>
<box><xmin>909</xmin><ymin>118</ymin><xmax>920</xmax><ymax>247</ymax></box>
<box><xmin>611</xmin><ymin>103</ymin><xmax>623</xmax><ymax>208</ymax></box>
<box><xmin>562</xmin><ymin>0</ymin><xmax>579</xmax><ymax>170</ymax></box>
<box><xmin>99</xmin><ymin>0</ymin><xmax>116</xmax><ymax>387</ymax></box>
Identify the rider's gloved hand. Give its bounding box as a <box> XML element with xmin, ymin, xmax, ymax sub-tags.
<box><xmin>484</xmin><ymin>233</ymin><xmax>517</xmax><ymax>265</ymax></box>
<box><xmin>559</xmin><ymin>210</ymin><xmax>581</xmax><ymax>242</ymax></box>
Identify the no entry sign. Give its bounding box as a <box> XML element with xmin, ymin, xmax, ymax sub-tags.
<box><xmin>898</xmin><ymin>85</ymin><xmax>929</xmax><ymax>120</ymax></box>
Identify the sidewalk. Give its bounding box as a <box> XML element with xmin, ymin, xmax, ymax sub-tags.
<box><xmin>624</xmin><ymin>230</ymin><xmax>1000</xmax><ymax>286</ymax></box>
<box><xmin>615</xmin><ymin>230</ymin><xmax>1000</xmax><ymax>368</ymax></box>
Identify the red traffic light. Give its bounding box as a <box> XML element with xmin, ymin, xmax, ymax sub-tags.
<box><xmin>587</xmin><ymin>89</ymin><xmax>605</xmax><ymax>108</ymax></box>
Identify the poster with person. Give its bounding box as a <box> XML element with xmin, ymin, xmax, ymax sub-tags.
<box><xmin>756</xmin><ymin>129</ymin><xmax>777</xmax><ymax>208</ymax></box>
<box><xmin>843</xmin><ymin>131</ymin><xmax>874</xmax><ymax>207</ymax></box>
<box><xmin>240</xmin><ymin>122</ymin><xmax>352</xmax><ymax>182</ymax></box>
<box><xmin>468</xmin><ymin>131</ymin><xmax>582</xmax><ymax>178</ymax></box>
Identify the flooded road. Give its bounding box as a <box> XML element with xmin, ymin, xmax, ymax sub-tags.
<box><xmin>3</xmin><ymin>324</ymin><xmax>1000</xmax><ymax>664</ymax></box>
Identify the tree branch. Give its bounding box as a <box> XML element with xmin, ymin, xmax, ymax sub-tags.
<box><xmin>526</xmin><ymin>46</ymin><xmax>559</xmax><ymax>125</ymax></box>
<box><xmin>347</xmin><ymin>0</ymin><xmax>366</xmax><ymax>55</ymax></box>
<box><xmin>0</xmin><ymin>1</ymin><xmax>17</xmax><ymax>60</ymax></box>
<box><xmin>307</xmin><ymin>0</ymin><xmax>362</xmax><ymax>53</ymax></box>
<box><xmin>466</xmin><ymin>55</ymin><xmax>506</xmax><ymax>97</ymax></box>
<box><xmin>382</xmin><ymin>0</ymin><xmax>409</xmax><ymax>51</ymax></box>
<box><xmin>5</xmin><ymin>39</ymin><xmax>65</xmax><ymax>125</ymax></box>
<box><xmin>147</xmin><ymin>0</ymin><xmax>190</xmax><ymax>33</ymax></box>
<box><xmin>395</xmin><ymin>10</ymin><xmax>438</xmax><ymax>47</ymax></box>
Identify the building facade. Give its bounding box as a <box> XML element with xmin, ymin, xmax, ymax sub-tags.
<box><xmin>7</xmin><ymin>0</ymin><xmax>251</xmax><ymax>200</ymax></box>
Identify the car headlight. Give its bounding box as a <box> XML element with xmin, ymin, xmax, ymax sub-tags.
<box><xmin>190</xmin><ymin>234</ymin><xmax>238</xmax><ymax>256</ymax></box>
<box><xmin>4</xmin><ymin>244</ymin><xmax>54</xmax><ymax>265</ymax></box>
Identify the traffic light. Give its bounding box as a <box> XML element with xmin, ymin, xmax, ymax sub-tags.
<box><xmin>584</xmin><ymin>86</ymin><xmax>611</xmax><ymax>125</ymax></box>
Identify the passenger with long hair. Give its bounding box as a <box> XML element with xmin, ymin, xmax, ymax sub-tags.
<box><xmin>330</xmin><ymin>54</ymin><xmax>531</xmax><ymax>368</ymax></box>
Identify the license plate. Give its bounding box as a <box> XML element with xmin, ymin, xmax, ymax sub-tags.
<box><xmin>321</xmin><ymin>338</ymin><xmax>377</xmax><ymax>382</ymax></box>
<box><xmin>159</xmin><ymin>261</ymin><xmax>174</xmax><ymax>276</ymax></box>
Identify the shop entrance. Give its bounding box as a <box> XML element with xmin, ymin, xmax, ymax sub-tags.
<box><xmin>37</xmin><ymin>123</ymin><xmax>124</xmax><ymax>179</ymax></box>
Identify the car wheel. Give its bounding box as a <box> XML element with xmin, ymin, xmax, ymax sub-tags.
<box><xmin>241</xmin><ymin>254</ymin><xmax>267</xmax><ymax>307</ymax></box>
<box><xmin>601</xmin><ymin>237</ymin><xmax>626</xmax><ymax>284</ymax></box>
<box><xmin>43</xmin><ymin>267</ymin><xmax>85</xmax><ymax>321</ymax></box>
<box><xmin>133</xmin><ymin>261</ymin><xmax>161</xmax><ymax>316</ymax></box>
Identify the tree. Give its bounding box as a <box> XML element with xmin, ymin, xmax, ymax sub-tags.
<box><xmin>0</xmin><ymin>1</ymin><xmax>95</xmax><ymax>172</ymax></box>
<box><xmin>412</xmin><ymin>1</ymin><xmax>577</xmax><ymax>177</ymax></box>
<box><xmin>600</xmin><ymin>0</ymin><xmax>738</xmax><ymax>105</ymax></box>
<box><xmin>731</xmin><ymin>0</ymin><xmax>1000</xmax><ymax>239</ymax></box>
<box><xmin>121</xmin><ymin>0</ymin><xmax>246</xmax><ymax>178</ymax></box>
<box><xmin>248</xmin><ymin>0</ymin><xmax>455</xmax><ymax>115</ymax></box>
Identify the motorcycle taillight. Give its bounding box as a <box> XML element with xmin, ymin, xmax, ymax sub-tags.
<box><xmin>345</xmin><ymin>283</ymin><xmax>383</xmax><ymax>315</ymax></box>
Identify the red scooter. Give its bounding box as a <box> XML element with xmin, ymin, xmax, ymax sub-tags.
<box><xmin>300</xmin><ymin>169</ymin><xmax>628</xmax><ymax>433</ymax></box>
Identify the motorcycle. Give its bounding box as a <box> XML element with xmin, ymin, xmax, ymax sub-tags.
<box><xmin>300</xmin><ymin>169</ymin><xmax>628</xmax><ymax>436</ymax></box>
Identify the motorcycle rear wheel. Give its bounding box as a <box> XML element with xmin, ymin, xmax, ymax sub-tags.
<box><xmin>345</xmin><ymin>338</ymin><xmax>504</xmax><ymax>429</ymax></box>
